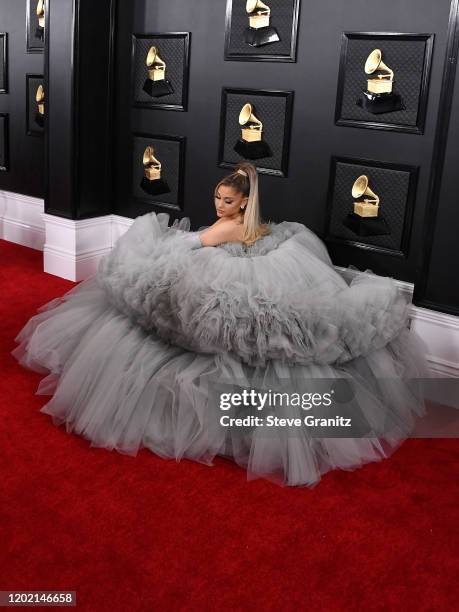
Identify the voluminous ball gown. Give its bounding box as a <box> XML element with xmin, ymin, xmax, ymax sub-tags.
<box><xmin>11</xmin><ymin>212</ymin><xmax>430</xmax><ymax>487</ymax></box>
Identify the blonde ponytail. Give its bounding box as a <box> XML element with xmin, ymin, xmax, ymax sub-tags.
<box><xmin>215</xmin><ymin>161</ymin><xmax>270</xmax><ymax>246</ymax></box>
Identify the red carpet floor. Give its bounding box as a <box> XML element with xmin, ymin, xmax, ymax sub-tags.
<box><xmin>1</xmin><ymin>238</ymin><xmax>458</xmax><ymax>611</ymax></box>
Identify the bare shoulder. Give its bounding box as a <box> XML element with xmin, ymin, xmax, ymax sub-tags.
<box><xmin>200</xmin><ymin>219</ymin><xmax>243</xmax><ymax>246</ymax></box>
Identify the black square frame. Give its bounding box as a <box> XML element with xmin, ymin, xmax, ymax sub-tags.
<box><xmin>26</xmin><ymin>74</ymin><xmax>45</xmax><ymax>136</ymax></box>
<box><xmin>0</xmin><ymin>113</ymin><xmax>9</xmax><ymax>171</ymax></box>
<box><xmin>324</xmin><ymin>155</ymin><xmax>419</xmax><ymax>258</ymax></box>
<box><xmin>224</xmin><ymin>0</ymin><xmax>301</xmax><ymax>62</ymax></box>
<box><xmin>218</xmin><ymin>87</ymin><xmax>293</xmax><ymax>177</ymax></box>
<box><xmin>334</xmin><ymin>32</ymin><xmax>434</xmax><ymax>134</ymax></box>
<box><xmin>131</xmin><ymin>133</ymin><xmax>186</xmax><ymax>212</ymax></box>
<box><xmin>131</xmin><ymin>33</ymin><xmax>190</xmax><ymax>111</ymax></box>
<box><xmin>0</xmin><ymin>33</ymin><xmax>8</xmax><ymax>93</ymax></box>
<box><xmin>26</xmin><ymin>0</ymin><xmax>46</xmax><ymax>53</ymax></box>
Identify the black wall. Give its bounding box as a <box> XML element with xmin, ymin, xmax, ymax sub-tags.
<box><xmin>111</xmin><ymin>0</ymin><xmax>452</xmax><ymax>287</ymax></box>
<box><xmin>1</xmin><ymin>0</ymin><xmax>458</xmax><ymax>315</ymax></box>
<box><xmin>45</xmin><ymin>0</ymin><xmax>114</xmax><ymax>219</ymax></box>
<box><xmin>0</xmin><ymin>0</ymin><xmax>44</xmax><ymax>197</ymax></box>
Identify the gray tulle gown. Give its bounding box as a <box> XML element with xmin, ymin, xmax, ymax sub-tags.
<box><xmin>11</xmin><ymin>211</ymin><xmax>430</xmax><ymax>487</ymax></box>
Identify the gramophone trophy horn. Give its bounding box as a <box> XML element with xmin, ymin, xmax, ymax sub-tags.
<box><xmin>246</xmin><ymin>0</ymin><xmax>270</xmax><ymax>29</ymax></box>
<box><xmin>239</xmin><ymin>103</ymin><xmax>263</xmax><ymax>142</ymax></box>
<box><xmin>36</xmin><ymin>0</ymin><xmax>45</xmax><ymax>40</ymax></box>
<box><xmin>35</xmin><ymin>84</ymin><xmax>45</xmax><ymax>113</ymax></box>
<box><xmin>146</xmin><ymin>47</ymin><xmax>166</xmax><ymax>81</ymax></box>
<box><xmin>37</xmin><ymin>0</ymin><xmax>45</xmax><ymax>27</ymax></box>
<box><xmin>140</xmin><ymin>145</ymin><xmax>171</xmax><ymax>196</ymax></box>
<box><xmin>365</xmin><ymin>49</ymin><xmax>394</xmax><ymax>94</ymax></box>
<box><xmin>351</xmin><ymin>175</ymin><xmax>380</xmax><ymax>216</ymax></box>
<box><xmin>34</xmin><ymin>84</ymin><xmax>45</xmax><ymax>128</ymax></box>
<box><xmin>142</xmin><ymin>45</ymin><xmax>174</xmax><ymax>98</ymax></box>
<box><xmin>343</xmin><ymin>174</ymin><xmax>390</xmax><ymax>237</ymax></box>
<box><xmin>143</xmin><ymin>146</ymin><xmax>161</xmax><ymax>181</ymax></box>
<box><xmin>356</xmin><ymin>47</ymin><xmax>404</xmax><ymax>115</ymax></box>
<box><xmin>244</xmin><ymin>0</ymin><xmax>280</xmax><ymax>47</ymax></box>
<box><xmin>234</xmin><ymin>102</ymin><xmax>272</xmax><ymax>160</ymax></box>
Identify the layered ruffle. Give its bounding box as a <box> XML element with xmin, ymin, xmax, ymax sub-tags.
<box><xmin>97</xmin><ymin>212</ymin><xmax>412</xmax><ymax>367</ymax></box>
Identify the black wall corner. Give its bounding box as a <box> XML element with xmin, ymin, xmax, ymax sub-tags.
<box><xmin>46</xmin><ymin>0</ymin><xmax>115</xmax><ymax>219</ymax></box>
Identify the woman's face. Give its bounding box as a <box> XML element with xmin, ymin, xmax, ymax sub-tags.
<box><xmin>214</xmin><ymin>185</ymin><xmax>248</xmax><ymax>219</ymax></box>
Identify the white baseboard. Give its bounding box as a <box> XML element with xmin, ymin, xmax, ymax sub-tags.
<box><xmin>334</xmin><ymin>265</ymin><xmax>459</xmax><ymax>378</ymax></box>
<box><xmin>0</xmin><ymin>189</ymin><xmax>133</xmax><ymax>281</ymax></box>
<box><xmin>410</xmin><ymin>307</ymin><xmax>459</xmax><ymax>377</ymax></box>
<box><xmin>1</xmin><ymin>189</ymin><xmax>458</xmax><ymax>378</ymax></box>
<box><xmin>0</xmin><ymin>190</ymin><xmax>45</xmax><ymax>250</ymax></box>
<box><xmin>42</xmin><ymin>212</ymin><xmax>114</xmax><ymax>281</ymax></box>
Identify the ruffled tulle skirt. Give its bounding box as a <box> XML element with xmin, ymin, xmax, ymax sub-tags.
<box><xmin>11</xmin><ymin>269</ymin><xmax>430</xmax><ymax>487</ymax></box>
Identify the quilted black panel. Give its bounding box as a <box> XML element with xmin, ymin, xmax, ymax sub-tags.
<box><xmin>225</xmin><ymin>0</ymin><xmax>298</xmax><ymax>58</ymax></box>
<box><xmin>327</xmin><ymin>160</ymin><xmax>416</xmax><ymax>253</ymax></box>
<box><xmin>132</xmin><ymin>35</ymin><xmax>187</xmax><ymax>107</ymax></box>
<box><xmin>337</xmin><ymin>34</ymin><xmax>428</xmax><ymax>126</ymax></box>
<box><xmin>220</xmin><ymin>89</ymin><xmax>290</xmax><ymax>173</ymax></box>
<box><xmin>132</xmin><ymin>135</ymin><xmax>183</xmax><ymax>210</ymax></box>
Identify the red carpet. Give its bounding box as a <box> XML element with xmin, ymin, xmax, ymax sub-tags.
<box><xmin>1</xmin><ymin>238</ymin><xmax>458</xmax><ymax>611</ymax></box>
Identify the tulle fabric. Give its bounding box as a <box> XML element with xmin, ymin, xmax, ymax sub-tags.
<box><xmin>10</xmin><ymin>211</ymin><xmax>430</xmax><ymax>487</ymax></box>
<box><xmin>97</xmin><ymin>212</ymin><xmax>413</xmax><ymax>368</ymax></box>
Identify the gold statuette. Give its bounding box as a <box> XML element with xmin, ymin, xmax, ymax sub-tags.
<box><xmin>234</xmin><ymin>102</ymin><xmax>272</xmax><ymax>159</ymax></box>
<box><xmin>36</xmin><ymin>84</ymin><xmax>45</xmax><ymax>115</ymax></box>
<box><xmin>142</xmin><ymin>46</ymin><xmax>174</xmax><ymax>97</ymax></box>
<box><xmin>239</xmin><ymin>103</ymin><xmax>263</xmax><ymax>142</ymax></box>
<box><xmin>246</xmin><ymin>0</ymin><xmax>271</xmax><ymax>30</ymax></box>
<box><xmin>356</xmin><ymin>48</ymin><xmax>404</xmax><ymax>114</ymax></box>
<box><xmin>34</xmin><ymin>83</ymin><xmax>45</xmax><ymax>129</ymax></box>
<box><xmin>37</xmin><ymin>0</ymin><xmax>45</xmax><ymax>28</ymax></box>
<box><xmin>143</xmin><ymin>146</ymin><xmax>161</xmax><ymax>181</ymax></box>
<box><xmin>140</xmin><ymin>145</ymin><xmax>171</xmax><ymax>196</ymax></box>
<box><xmin>352</xmin><ymin>175</ymin><xmax>380</xmax><ymax>217</ymax></box>
<box><xmin>146</xmin><ymin>46</ymin><xmax>166</xmax><ymax>82</ymax></box>
<box><xmin>365</xmin><ymin>49</ymin><xmax>394</xmax><ymax>95</ymax></box>
<box><xmin>244</xmin><ymin>0</ymin><xmax>280</xmax><ymax>47</ymax></box>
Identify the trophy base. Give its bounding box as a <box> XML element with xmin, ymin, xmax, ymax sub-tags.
<box><xmin>140</xmin><ymin>177</ymin><xmax>171</xmax><ymax>196</ymax></box>
<box><xmin>234</xmin><ymin>139</ymin><xmax>272</xmax><ymax>160</ymax></box>
<box><xmin>356</xmin><ymin>90</ymin><xmax>405</xmax><ymax>115</ymax></box>
<box><xmin>244</xmin><ymin>26</ymin><xmax>280</xmax><ymax>47</ymax></box>
<box><xmin>142</xmin><ymin>79</ymin><xmax>174</xmax><ymax>98</ymax></box>
<box><xmin>343</xmin><ymin>212</ymin><xmax>391</xmax><ymax>237</ymax></box>
<box><xmin>34</xmin><ymin>113</ymin><xmax>45</xmax><ymax>129</ymax></box>
<box><xmin>35</xmin><ymin>27</ymin><xmax>44</xmax><ymax>41</ymax></box>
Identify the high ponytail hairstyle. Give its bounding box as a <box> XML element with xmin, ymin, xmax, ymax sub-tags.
<box><xmin>214</xmin><ymin>161</ymin><xmax>271</xmax><ymax>246</ymax></box>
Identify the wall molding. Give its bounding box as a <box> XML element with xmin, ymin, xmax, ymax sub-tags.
<box><xmin>1</xmin><ymin>188</ymin><xmax>458</xmax><ymax>378</ymax></box>
<box><xmin>0</xmin><ymin>190</ymin><xmax>46</xmax><ymax>250</ymax></box>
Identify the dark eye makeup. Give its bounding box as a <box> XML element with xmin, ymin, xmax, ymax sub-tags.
<box><xmin>215</xmin><ymin>194</ymin><xmax>234</xmax><ymax>203</ymax></box>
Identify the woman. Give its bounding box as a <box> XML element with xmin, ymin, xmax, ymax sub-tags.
<box><xmin>198</xmin><ymin>163</ymin><xmax>270</xmax><ymax>247</ymax></box>
<box><xmin>11</xmin><ymin>161</ymin><xmax>430</xmax><ymax>487</ymax></box>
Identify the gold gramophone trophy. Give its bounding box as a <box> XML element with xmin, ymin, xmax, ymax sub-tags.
<box><xmin>233</xmin><ymin>103</ymin><xmax>272</xmax><ymax>159</ymax></box>
<box><xmin>343</xmin><ymin>175</ymin><xmax>390</xmax><ymax>236</ymax></box>
<box><xmin>36</xmin><ymin>0</ymin><xmax>45</xmax><ymax>41</ymax></box>
<box><xmin>35</xmin><ymin>84</ymin><xmax>45</xmax><ymax>128</ymax></box>
<box><xmin>140</xmin><ymin>146</ymin><xmax>171</xmax><ymax>196</ymax></box>
<box><xmin>142</xmin><ymin>46</ymin><xmax>174</xmax><ymax>97</ymax></box>
<box><xmin>244</xmin><ymin>0</ymin><xmax>280</xmax><ymax>47</ymax></box>
<box><xmin>356</xmin><ymin>49</ymin><xmax>404</xmax><ymax>114</ymax></box>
